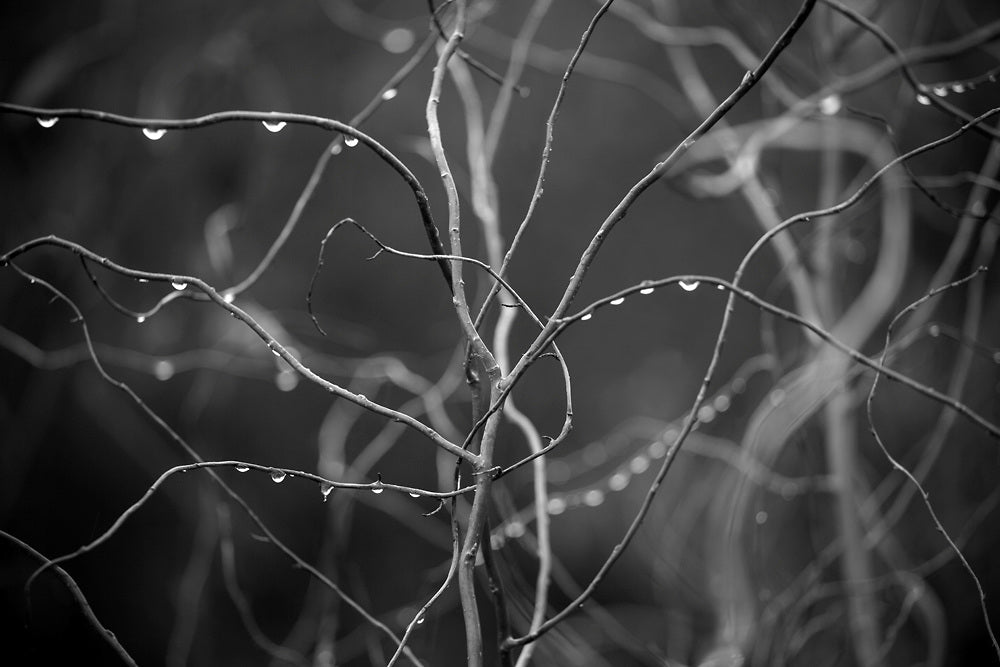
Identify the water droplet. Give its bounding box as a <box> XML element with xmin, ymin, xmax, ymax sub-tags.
<box><xmin>171</xmin><ymin>281</ymin><xmax>186</xmax><ymax>291</ymax></box>
<box><xmin>610</xmin><ymin>297</ymin><xmax>625</xmax><ymax>306</ymax></box>
<box><xmin>222</xmin><ymin>291</ymin><xmax>235</xmax><ymax>304</ymax></box>
<box><xmin>929</xmin><ymin>324</ymin><xmax>940</xmax><ymax>338</ymax></box>
<box><xmin>581</xmin><ymin>312</ymin><xmax>593</xmax><ymax>321</ymax></box>
<box><xmin>236</xmin><ymin>464</ymin><xmax>250</xmax><ymax>472</ymax></box>
<box><xmin>932</xmin><ymin>86</ymin><xmax>948</xmax><ymax>97</ymax></box>
<box><xmin>608</xmin><ymin>471</ymin><xmax>630</xmax><ymax>491</ymax></box>
<box><xmin>629</xmin><ymin>455</ymin><xmax>649</xmax><ymax>474</ymax></box>
<box><xmin>755</xmin><ymin>510</ymin><xmax>768</xmax><ymax>525</ymax></box>
<box><xmin>648</xmin><ymin>440</ymin><xmax>667</xmax><ymax>459</ymax></box>
<box><xmin>37</xmin><ymin>117</ymin><xmax>59</xmax><ymax>128</ymax></box>
<box><xmin>697</xmin><ymin>405</ymin><xmax>716</xmax><ymax>423</ymax></box>
<box><xmin>679</xmin><ymin>280</ymin><xmax>700</xmax><ymax>292</ymax></box>
<box><xmin>154</xmin><ymin>359</ymin><xmax>175</xmax><ymax>381</ymax></box>
<box><xmin>142</xmin><ymin>127</ymin><xmax>167</xmax><ymax>141</ymax></box>
<box><xmin>270</xmin><ymin>469</ymin><xmax>287</xmax><ymax>483</ymax></box>
<box><xmin>344</xmin><ymin>135</ymin><xmax>359</xmax><ymax>148</ymax></box>
<box><xmin>951</xmin><ymin>83</ymin><xmax>966</xmax><ymax>94</ymax></box>
<box><xmin>769</xmin><ymin>388</ymin><xmax>786</xmax><ymax>406</ymax></box>
<box><xmin>640</xmin><ymin>287</ymin><xmax>655</xmax><ymax>295</ymax></box>
<box><xmin>371</xmin><ymin>486</ymin><xmax>384</xmax><ymax>494</ymax></box>
<box><xmin>138</xmin><ymin>278</ymin><xmax>149</xmax><ymax>283</ymax></box>
<box><xmin>137</xmin><ymin>315</ymin><xmax>146</xmax><ymax>324</ymax></box>
<box><xmin>415</xmin><ymin>613</ymin><xmax>426</xmax><ymax>625</ymax></box>
<box><xmin>381</xmin><ymin>27</ymin><xmax>415</xmax><ymax>53</ymax></box>
<box><xmin>356</xmin><ymin>394</ymin><xmax>366</xmax><ymax>402</ymax></box>
<box><xmin>270</xmin><ymin>347</ymin><xmax>280</xmax><ymax>357</ymax></box>
<box><xmin>504</xmin><ymin>522</ymin><xmax>525</xmax><ymax>538</ymax></box>
<box><xmin>916</xmin><ymin>94</ymin><xmax>931</xmax><ymax>106</ymax></box>
<box><xmin>408</xmin><ymin>492</ymin><xmax>420</xmax><ymax>498</ymax></box>
<box><xmin>320</xmin><ymin>481</ymin><xmax>334</xmax><ymax>500</ymax></box>
<box><xmin>714</xmin><ymin>394</ymin><xmax>731</xmax><ymax>412</ymax></box>
<box><xmin>381</xmin><ymin>88</ymin><xmax>398</xmax><ymax>101</ymax></box>
<box><xmin>262</xmin><ymin>120</ymin><xmax>286</xmax><ymax>133</ymax></box>
<box><xmin>818</xmin><ymin>94</ymin><xmax>841</xmax><ymax>116</ymax></box>
<box><xmin>583</xmin><ymin>489</ymin><xmax>605</xmax><ymax>507</ymax></box>
<box><xmin>547</xmin><ymin>497</ymin><xmax>567</xmax><ymax>515</ymax></box>
<box><xmin>275</xmin><ymin>371</ymin><xmax>298</xmax><ymax>392</ymax></box>
<box><xmin>731</xmin><ymin>378</ymin><xmax>746</xmax><ymax>394</ymax></box>
<box><xmin>716</xmin><ymin>284</ymin><xmax>725</xmax><ymax>290</ymax></box>
<box><xmin>330</xmin><ymin>143</ymin><xmax>343</xmax><ymax>155</ymax></box>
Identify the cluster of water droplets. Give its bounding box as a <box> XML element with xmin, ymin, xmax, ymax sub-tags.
<box><xmin>916</xmin><ymin>68</ymin><xmax>997</xmax><ymax>106</ymax></box>
<box><xmin>490</xmin><ymin>373</ymin><xmax>752</xmax><ymax>547</ymax></box>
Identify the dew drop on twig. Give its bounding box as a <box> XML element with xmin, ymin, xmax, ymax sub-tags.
<box><xmin>371</xmin><ymin>486</ymin><xmax>384</xmax><ymax>494</ymax></box>
<box><xmin>640</xmin><ymin>287</ymin><xmax>655</xmax><ymax>295</ymax></box>
<box><xmin>608</xmin><ymin>471</ymin><xmax>630</xmax><ymax>491</ymax></box>
<box><xmin>547</xmin><ymin>497</ymin><xmax>567</xmax><ymax>515</ymax></box>
<box><xmin>504</xmin><ymin>522</ymin><xmax>526</xmax><ymax>538</ymax></box>
<box><xmin>610</xmin><ymin>297</ymin><xmax>625</xmax><ymax>306</ymax></box>
<box><xmin>154</xmin><ymin>359</ymin><xmax>175</xmax><ymax>381</ymax></box>
<box><xmin>275</xmin><ymin>371</ymin><xmax>298</xmax><ymax>392</ymax></box>
<box><xmin>262</xmin><ymin>120</ymin><xmax>286</xmax><ymax>133</ymax></box>
<box><xmin>818</xmin><ymin>95</ymin><xmax>841</xmax><ymax>116</ymax></box>
<box><xmin>915</xmin><ymin>94</ymin><xmax>931</xmax><ymax>106</ymax></box>
<box><xmin>171</xmin><ymin>281</ymin><xmax>186</xmax><ymax>291</ymax></box>
<box><xmin>344</xmin><ymin>135</ymin><xmax>359</xmax><ymax>148</ymax></box>
<box><xmin>381</xmin><ymin>27</ymin><xmax>415</xmax><ymax>54</ymax></box>
<box><xmin>136</xmin><ymin>315</ymin><xmax>146</xmax><ymax>324</ymax></box>
<box><xmin>679</xmin><ymin>280</ymin><xmax>700</xmax><ymax>292</ymax></box>
<box><xmin>629</xmin><ymin>455</ymin><xmax>649</xmax><ymax>474</ymax></box>
<box><xmin>581</xmin><ymin>312</ymin><xmax>593</xmax><ymax>321</ymax></box>
<box><xmin>37</xmin><ymin>117</ymin><xmax>59</xmax><ymax>128</ymax></box>
<box><xmin>381</xmin><ymin>88</ymin><xmax>398</xmax><ymax>101</ymax></box>
<box><xmin>320</xmin><ymin>481</ymin><xmax>334</xmax><ymax>501</ymax></box>
<box><xmin>932</xmin><ymin>86</ymin><xmax>948</xmax><ymax>97</ymax></box>
<box><xmin>583</xmin><ymin>489</ymin><xmax>605</xmax><ymax>507</ymax></box>
<box><xmin>142</xmin><ymin>127</ymin><xmax>167</xmax><ymax>141</ymax></box>
<box><xmin>648</xmin><ymin>440</ymin><xmax>668</xmax><ymax>459</ymax></box>
<box><xmin>222</xmin><ymin>291</ymin><xmax>235</xmax><ymax>304</ymax></box>
<box><xmin>270</xmin><ymin>469</ymin><xmax>287</xmax><ymax>483</ymax></box>
<box><xmin>235</xmin><ymin>464</ymin><xmax>250</xmax><ymax>473</ymax></box>
<box><xmin>408</xmin><ymin>492</ymin><xmax>420</xmax><ymax>498</ymax></box>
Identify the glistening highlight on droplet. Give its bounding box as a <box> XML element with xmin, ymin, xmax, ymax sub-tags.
<box><xmin>344</xmin><ymin>135</ymin><xmax>359</xmax><ymax>147</ymax></box>
<box><xmin>270</xmin><ymin>469</ymin><xmax>287</xmax><ymax>483</ymax></box>
<box><xmin>37</xmin><ymin>117</ymin><xmax>59</xmax><ymax>128</ymax></box>
<box><xmin>262</xmin><ymin>120</ymin><xmax>286</xmax><ymax>133</ymax></box>
<box><xmin>142</xmin><ymin>127</ymin><xmax>167</xmax><ymax>141</ymax></box>
<box><xmin>679</xmin><ymin>280</ymin><xmax>700</xmax><ymax>292</ymax></box>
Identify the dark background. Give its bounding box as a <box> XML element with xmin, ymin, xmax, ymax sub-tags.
<box><xmin>2</xmin><ymin>1</ymin><xmax>1000</xmax><ymax>665</ymax></box>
